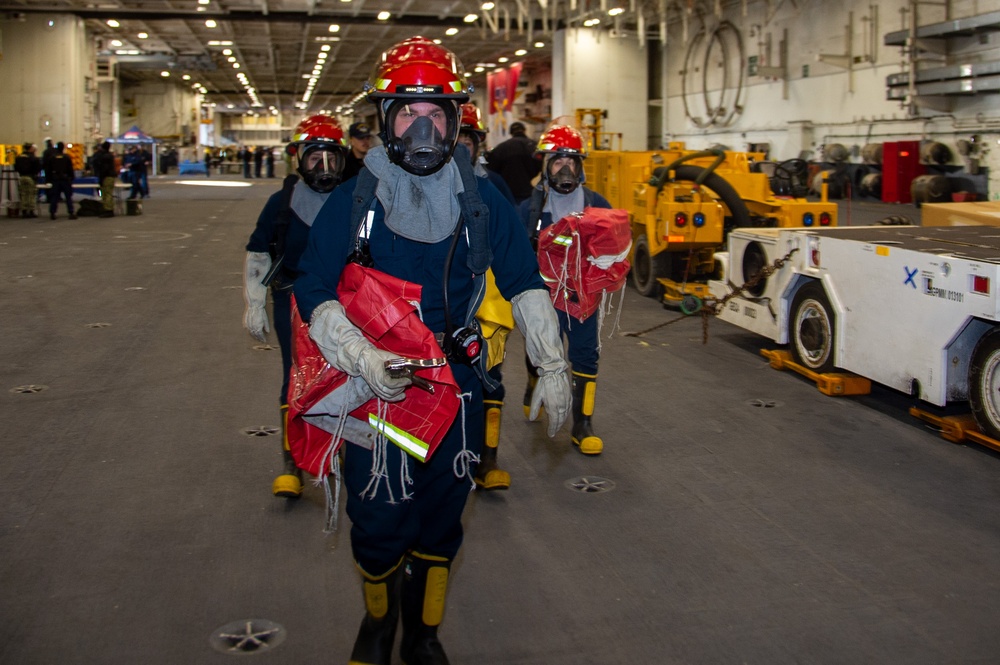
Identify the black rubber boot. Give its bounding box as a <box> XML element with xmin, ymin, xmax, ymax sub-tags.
<box><xmin>474</xmin><ymin>400</ymin><xmax>511</xmax><ymax>490</ymax></box>
<box><xmin>272</xmin><ymin>405</ymin><xmax>303</xmax><ymax>498</ymax></box>
<box><xmin>400</xmin><ymin>553</ymin><xmax>452</xmax><ymax>665</ymax></box>
<box><xmin>349</xmin><ymin>559</ymin><xmax>403</xmax><ymax>665</ymax></box>
<box><xmin>570</xmin><ymin>372</ymin><xmax>603</xmax><ymax>455</ymax></box>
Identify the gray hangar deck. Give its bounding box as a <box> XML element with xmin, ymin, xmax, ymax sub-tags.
<box><xmin>2</xmin><ymin>180</ymin><xmax>998</xmax><ymax>664</ymax></box>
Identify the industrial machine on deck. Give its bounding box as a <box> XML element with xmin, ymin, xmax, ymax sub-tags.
<box><xmin>584</xmin><ymin>142</ymin><xmax>838</xmax><ymax>309</ymax></box>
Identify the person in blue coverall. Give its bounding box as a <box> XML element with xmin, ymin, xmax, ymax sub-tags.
<box><xmin>242</xmin><ymin>115</ymin><xmax>349</xmax><ymax>499</ymax></box>
<box><xmin>519</xmin><ymin>124</ymin><xmax>613</xmax><ymax>456</ymax></box>
<box><xmin>293</xmin><ymin>37</ymin><xmax>572</xmax><ymax>665</ymax></box>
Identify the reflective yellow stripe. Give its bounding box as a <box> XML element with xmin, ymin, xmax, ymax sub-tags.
<box><xmin>368</xmin><ymin>414</ymin><xmax>430</xmax><ymax>461</ymax></box>
<box><xmin>553</xmin><ymin>234</ymin><xmax>574</xmax><ymax>247</ymax></box>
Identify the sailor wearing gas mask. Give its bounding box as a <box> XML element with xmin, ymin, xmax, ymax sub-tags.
<box><xmin>519</xmin><ymin>125</ymin><xmax>613</xmax><ymax>456</ymax></box>
<box><xmin>243</xmin><ymin>115</ymin><xmax>349</xmax><ymax>500</ymax></box>
<box><xmin>294</xmin><ymin>37</ymin><xmax>571</xmax><ymax>665</ymax></box>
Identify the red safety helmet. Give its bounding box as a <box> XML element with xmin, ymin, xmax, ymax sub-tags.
<box><xmin>460</xmin><ymin>103</ymin><xmax>487</xmax><ymax>139</ymax></box>
<box><xmin>287</xmin><ymin>115</ymin><xmax>349</xmax><ymax>193</ymax></box>
<box><xmin>535</xmin><ymin>125</ymin><xmax>587</xmax><ymax>159</ymax></box>
<box><xmin>365</xmin><ymin>36</ymin><xmax>471</xmax><ymax>175</ymax></box>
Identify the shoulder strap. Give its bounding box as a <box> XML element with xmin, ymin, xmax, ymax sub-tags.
<box><xmin>349</xmin><ymin>168</ymin><xmax>379</xmax><ymax>246</ymax></box>
<box><xmin>527</xmin><ymin>187</ymin><xmax>545</xmax><ymax>236</ymax></box>
<box><xmin>453</xmin><ymin>154</ymin><xmax>492</xmax><ymax>276</ymax></box>
<box><xmin>269</xmin><ymin>174</ymin><xmax>300</xmax><ymax>260</ymax></box>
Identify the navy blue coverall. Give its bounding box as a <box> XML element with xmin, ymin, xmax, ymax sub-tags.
<box><xmin>295</xmin><ymin>171</ymin><xmax>542</xmax><ymax>573</ymax></box>
<box><xmin>245</xmin><ymin>186</ymin><xmax>313</xmax><ymax>405</ymax></box>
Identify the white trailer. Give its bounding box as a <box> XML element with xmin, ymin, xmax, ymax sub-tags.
<box><xmin>709</xmin><ymin>225</ymin><xmax>1000</xmax><ymax>438</ymax></box>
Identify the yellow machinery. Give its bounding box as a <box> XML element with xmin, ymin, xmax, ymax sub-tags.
<box><xmin>584</xmin><ymin>142</ymin><xmax>838</xmax><ymax>307</ymax></box>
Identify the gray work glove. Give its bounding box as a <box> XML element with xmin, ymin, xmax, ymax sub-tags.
<box><xmin>243</xmin><ymin>251</ymin><xmax>271</xmax><ymax>342</ymax></box>
<box><xmin>308</xmin><ymin>300</ymin><xmax>411</xmax><ymax>402</ymax></box>
<box><xmin>511</xmin><ymin>289</ymin><xmax>571</xmax><ymax>437</ymax></box>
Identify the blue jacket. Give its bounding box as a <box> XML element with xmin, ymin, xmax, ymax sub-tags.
<box><xmin>245</xmin><ymin>187</ymin><xmax>312</xmax><ymax>277</ymax></box>
<box><xmin>295</xmin><ymin>171</ymin><xmax>543</xmax><ymax>335</ymax></box>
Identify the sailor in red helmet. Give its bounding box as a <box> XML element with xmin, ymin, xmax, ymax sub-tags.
<box><xmin>295</xmin><ymin>37</ymin><xmax>571</xmax><ymax>665</ymax></box>
<box><xmin>242</xmin><ymin>115</ymin><xmax>349</xmax><ymax>499</ymax></box>
<box><xmin>520</xmin><ymin>124</ymin><xmax>613</xmax><ymax>456</ymax></box>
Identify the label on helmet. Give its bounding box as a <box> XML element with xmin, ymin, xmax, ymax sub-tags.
<box><xmin>396</xmin><ymin>84</ymin><xmax>444</xmax><ymax>94</ymax></box>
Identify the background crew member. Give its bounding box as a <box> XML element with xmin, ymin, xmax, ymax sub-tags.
<box><xmin>458</xmin><ymin>103</ymin><xmax>516</xmax><ymax>491</ymax></box>
<box><xmin>243</xmin><ymin>115</ymin><xmax>349</xmax><ymax>499</ymax></box>
<box><xmin>43</xmin><ymin>142</ymin><xmax>76</xmax><ymax>220</ymax></box>
<box><xmin>294</xmin><ymin>37</ymin><xmax>571</xmax><ymax>665</ymax></box>
<box><xmin>485</xmin><ymin>121</ymin><xmax>541</xmax><ymax>204</ymax></box>
<box><xmin>342</xmin><ymin>121</ymin><xmax>373</xmax><ymax>182</ymax></box>
<box><xmin>91</xmin><ymin>140</ymin><xmax>117</xmax><ymax>218</ymax></box>
<box><xmin>13</xmin><ymin>143</ymin><xmax>41</xmax><ymax>218</ymax></box>
<box><xmin>520</xmin><ymin>125</ymin><xmax>612</xmax><ymax>456</ymax></box>
<box><xmin>253</xmin><ymin>146</ymin><xmax>264</xmax><ymax>178</ymax></box>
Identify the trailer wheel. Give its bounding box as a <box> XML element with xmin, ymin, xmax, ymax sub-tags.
<box><xmin>969</xmin><ymin>328</ymin><xmax>1000</xmax><ymax>440</ymax></box>
<box><xmin>632</xmin><ymin>234</ymin><xmax>669</xmax><ymax>298</ymax></box>
<box><xmin>789</xmin><ymin>282</ymin><xmax>836</xmax><ymax>373</ymax></box>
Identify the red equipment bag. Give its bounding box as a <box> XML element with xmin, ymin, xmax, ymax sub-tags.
<box><xmin>286</xmin><ymin>263</ymin><xmax>461</xmax><ymax>477</ymax></box>
<box><xmin>537</xmin><ymin>206</ymin><xmax>632</xmax><ymax>322</ymax></box>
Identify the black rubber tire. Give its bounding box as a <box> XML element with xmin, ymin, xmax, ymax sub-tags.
<box><xmin>969</xmin><ymin>327</ymin><xmax>1000</xmax><ymax>440</ymax></box>
<box><xmin>631</xmin><ymin>233</ymin><xmax>669</xmax><ymax>298</ymax></box>
<box><xmin>789</xmin><ymin>282</ymin><xmax>837</xmax><ymax>373</ymax></box>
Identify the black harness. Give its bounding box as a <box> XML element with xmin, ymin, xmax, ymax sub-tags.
<box><xmin>347</xmin><ymin>157</ymin><xmax>498</xmax><ymax>390</ymax></box>
<box><xmin>263</xmin><ymin>174</ymin><xmax>301</xmax><ymax>290</ymax></box>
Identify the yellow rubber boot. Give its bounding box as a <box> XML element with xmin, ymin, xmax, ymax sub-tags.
<box><xmin>272</xmin><ymin>405</ymin><xmax>304</xmax><ymax>498</ymax></box>
<box><xmin>349</xmin><ymin>559</ymin><xmax>403</xmax><ymax>665</ymax></box>
<box><xmin>570</xmin><ymin>372</ymin><xmax>603</xmax><ymax>455</ymax></box>
<box><xmin>475</xmin><ymin>401</ymin><xmax>511</xmax><ymax>490</ymax></box>
<box><xmin>400</xmin><ymin>553</ymin><xmax>451</xmax><ymax>665</ymax></box>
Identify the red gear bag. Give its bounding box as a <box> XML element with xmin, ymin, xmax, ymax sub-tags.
<box><xmin>286</xmin><ymin>262</ymin><xmax>461</xmax><ymax>476</ymax></box>
<box><xmin>537</xmin><ymin>206</ymin><xmax>632</xmax><ymax>321</ymax></box>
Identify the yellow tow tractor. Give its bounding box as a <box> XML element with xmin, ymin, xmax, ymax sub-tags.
<box><xmin>584</xmin><ymin>140</ymin><xmax>838</xmax><ymax>311</ymax></box>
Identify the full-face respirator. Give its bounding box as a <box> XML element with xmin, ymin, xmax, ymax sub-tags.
<box><xmin>381</xmin><ymin>101</ymin><xmax>460</xmax><ymax>176</ymax></box>
<box><xmin>546</xmin><ymin>156</ymin><xmax>583</xmax><ymax>195</ymax></box>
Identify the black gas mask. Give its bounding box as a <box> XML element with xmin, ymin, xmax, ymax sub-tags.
<box><xmin>297</xmin><ymin>145</ymin><xmax>344</xmax><ymax>193</ymax></box>
<box><xmin>546</xmin><ymin>156</ymin><xmax>583</xmax><ymax>195</ymax></box>
<box><xmin>382</xmin><ymin>101</ymin><xmax>460</xmax><ymax>176</ymax></box>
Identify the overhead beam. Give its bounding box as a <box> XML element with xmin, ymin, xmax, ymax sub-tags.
<box><xmin>0</xmin><ymin>6</ymin><xmax>558</xmax><ymax>31</ymax></box>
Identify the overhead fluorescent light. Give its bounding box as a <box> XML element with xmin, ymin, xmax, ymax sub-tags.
<box><xmin>106</xmin><ymin>19</ymin><xmax>119</xmax><ymax>28</ymax></box>
<box><xmin>205</xmin><ymin>19</ymin><xmax>217</xmax><ymax>28</ymax></box>
<box><xmin>377</xmin><ymin>11</ymin><xmax>391</xmax><ymax>20</ymax></box>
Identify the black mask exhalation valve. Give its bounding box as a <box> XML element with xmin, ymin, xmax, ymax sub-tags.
<box><xmin>549</xmin><ymin>163</ymin><xmax>580</xmax><ymax>195</ymax></box>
